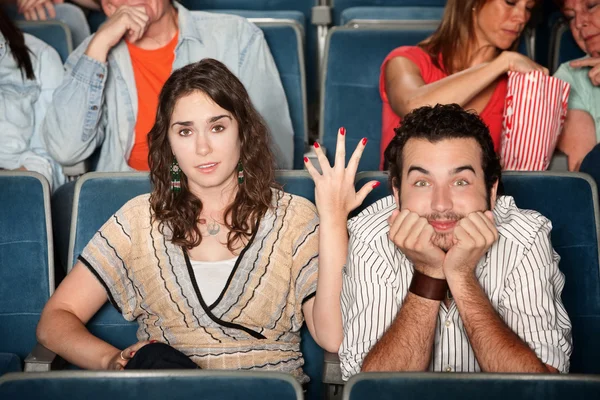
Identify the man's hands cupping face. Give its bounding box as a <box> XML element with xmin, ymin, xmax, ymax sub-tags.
<box><xmin>388</xmin><ymin>210</ymin><xmax>498</xmax><ymax>281</ymax></box>
<box><xmin>442</xmin><ymin>211</ymin><xmax>498</xmax><ymax>281</ymax></box>
<box><xmin>388</xmin><ymin>209</ymin><xmax>446</xmax><ymax>279</ymax></box>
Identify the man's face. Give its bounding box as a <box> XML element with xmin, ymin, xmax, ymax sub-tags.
<box><xmin>563</xmin><ymin>0</ymin><xmax>600</xmax><ymax>56</ymax></box>
<box><xmin>393</xmin><ymin>138</ymin><xmax>498</xmax><ymax>251</ymax></box>
<box><xmin>101</xmin><ymin>0</ymin><xmax>171</xmax><ymax>22</ymax></box>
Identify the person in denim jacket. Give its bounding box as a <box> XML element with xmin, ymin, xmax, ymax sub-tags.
<box><xmin>41</xmin><ymin>0</ymin><xmax>294</xmax><ymax>172</ymax></box>
<box><xmin>0</xmin><ymin>7</ymin><xmax>64</xmax><ymax>189</ymax></box>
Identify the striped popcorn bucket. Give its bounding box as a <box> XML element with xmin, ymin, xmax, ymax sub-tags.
<box><xmin>501</xmin><ymin>71</ymin><xmax>570</xmax><ymax>171</ymax></box>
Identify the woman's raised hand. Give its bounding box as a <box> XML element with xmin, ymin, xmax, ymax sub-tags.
<box><xmin>304</xmin><ymin>128</ymin><xmax>380</xmax><ymax>222</ymax></box>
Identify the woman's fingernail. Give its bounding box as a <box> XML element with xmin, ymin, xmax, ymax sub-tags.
<box><xmin>340</xmin><ymin>127</ymin><xmax>346</xmax><ymax>136</ymax></box>
<box><xmin>130</xmin><ymin>351</ymin><xmax>135</xmax><ymax>357</ymax></box>
<box><xmin>362</xmin><ymin>138</ymin><xmax>368</xmax><ymax>146</ymax></box>
<box><xmin>372</xmin><ymin>182</ymin><xmax>381</xmax><ymax>188</ymax></box>
<box><xmin>150</xmin><ymin>340</ymin><xmax>157</xmax><ymax>344</ymax></box>
<box><xmin>314</xmin><ymin>142</ymin><xmax>320</xmax><ymax>149</ymax></box>
<box><xmin>304</xmin><ymin>156</ymin><xmax>309</xmax><ymax>163</ymax></box>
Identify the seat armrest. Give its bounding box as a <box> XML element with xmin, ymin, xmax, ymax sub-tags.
<box><xmin>62</xmin><ymin>161</ymin><xmax>89</xmax><ymax>179</ymax></box>
<box><xmin>323</xmin><ymin>351</ymin><xmax>344</xmax><ymax>385</ymax></box>
<box><xmin>549</xmin><ymin>150</ymin><xmax>568</xmax><ymax>171</ymax></box>
<box><xmin>24</xmin><ymin>343</ymin><xmax>64</xmax><ymax>371</ymax></box>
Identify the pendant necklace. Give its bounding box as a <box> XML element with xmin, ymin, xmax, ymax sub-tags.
<box><xmin>199</xmin><ymin>218</ymin><xmax>221</xmax><ymax>236</ymax></box>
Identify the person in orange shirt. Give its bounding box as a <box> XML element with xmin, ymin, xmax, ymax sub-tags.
<box><xmin>42</xmin><ymin>0</ymin><xmax>295</xmax><ymax>172</ymax></box>
<box><xmin>126</xmin><ymin>29</ymin><xmax>178</xmax><ymax>170</ymax></box>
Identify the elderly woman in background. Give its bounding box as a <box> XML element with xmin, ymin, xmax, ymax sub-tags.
<box><xmin>554</xmin><ymin>0</ymin><xmax>600</xmax><ymax>171</ymax></box>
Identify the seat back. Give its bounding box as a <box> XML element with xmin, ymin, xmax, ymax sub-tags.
<box><xmin>354</xmin><ymin>171</ymin><xmax>600</xmax><ymax>373</ymax></box>
<box><xmin>68</xmin><ymin>172</ymin><xmax>323</xmax><ymax>397</ymax></box>
<box><xmin>252</xmin><ymin>21</ymin><xmax>308</xmax><ymax>169</ymax></box>
<box><xmin>319</xmin><ymin>25</ymin><xmax>437</xmax><ymax>171</ymax></box>
<box><xmin>340</xmin><ymin>6</ymin><xmax>444</xmax><ymax>25</ymax></box>
<box><xmin>331</xmin><ymin>0</ymin><xmax>446</xmax><ymax>25</ymax></box>
<box><xmin>338</xmin><ymin>8</ymin><xmax>533</xmax><ymax>61</ymax></box>
<box><xmin>344</xmin><ymin>373</ymin><xmax>600</xmax><ymax>400</ymax></box>
<box><xmin>0</xmin><ymin>172</ymin><xmax>53</xmax><ymax>360</ymax></box>
<box><xmin>16</xmin><ymin>20</ymin><xmax>73</xmax><ymax>63</ymax></box>
<box><xmin>550</xmin><ymin>17</ymin><xmax>586</xmax><ymax>73</ymax></box>
<box><xmin>0</xmin><ymin>371</ymin><xmax>303</xmax><ymax>400</ymax></box>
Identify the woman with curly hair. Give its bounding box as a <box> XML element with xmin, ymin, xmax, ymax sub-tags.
<box><xmin>36</xmin><ymin>58</ymin><xmax>370</xmax><ymax>380</ymax></box>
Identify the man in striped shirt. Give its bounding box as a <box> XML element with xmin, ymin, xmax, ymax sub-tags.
<box><xmin>339</xmin><ymin>104</ymin><xmax>572</xmax><ymax>379</ymax></box>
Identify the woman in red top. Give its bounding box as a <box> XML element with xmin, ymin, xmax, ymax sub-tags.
<box><xmin>380</xmin><ymin>0</ymin><xmax>547</xmax><ymax>169</ymax></box>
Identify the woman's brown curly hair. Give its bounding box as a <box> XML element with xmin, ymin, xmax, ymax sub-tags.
<box><xmin>148</xmin><ymin>58</ymin><xmax>278</xmax><ymax>251</ymax></box>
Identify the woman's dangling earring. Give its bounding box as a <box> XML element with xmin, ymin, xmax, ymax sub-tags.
<box><xmin>237</xmin><ymin>161</ymin><xmax>244</xmax><ymax>184</ymax></box>
<box><xmin>171</xmin><ymin>158</ymin><xmax>181</xmax><ymax>192</ymax></box>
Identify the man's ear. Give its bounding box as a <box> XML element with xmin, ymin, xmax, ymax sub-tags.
<box><xmin>489</xmin><ymin>179</ymin><xmax>499</xmax><ymax>210</ymax></box>
<box><xmin>392</xmin><ymin>181</ymin><xmax>400</xmax><ymax>209</ymax></box>
<box><xmin>101</xmin><ymin>0</ymin><xmax>116</xmax><ymax>17</ymax></box>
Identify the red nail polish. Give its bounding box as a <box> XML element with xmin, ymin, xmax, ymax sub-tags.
<box><xmin>362</xmin><ymin>138</ymin><xmax>368</xmax><ymax>146</ymax></box>
<box><xmin>130</xmin><ymin>351</ymin><xmax>135</xmax><ymax>357</ymax></box>
<box><xmin>150</xmin><ymin>340</ymin><xmax>157</xmax><ymax>344</ymax></box>
<box><xmin>340</xmin><ymin>127</ymin><xmax>346</xmax><ymax>136</ymax></box>
<box><xmin>304</xmin><ymin>156</ymin><xmax>309</xmax><ymax>163</ymax></box>
<box><xmin>314</xmin><ymin>142</ymin><xmax>320</xmax><ymax>149</ymax></box>
<box><xmin>372</xmin><ymin>182</ymin><xmax>381</xmax><ymax>188</ymax></box>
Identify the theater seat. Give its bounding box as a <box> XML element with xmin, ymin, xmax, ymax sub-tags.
<box><xmin>0</xmin><ymin>370</ymin><xmax>303</xmax><ymax>400</ymax></box>
<box><xmin>344</xmin><ymin>373</ymin><xmax>600</xmax><ymax>400</ymax></box>
<box><xmin>352</xmin><ymin>171</ymin><xmax>600</xmax><ymax>374</ymax></box>
<box><xmin>16</xmin><ymin>20</ymin><xmax>73</xmax><ymax>63</ymax></box>
<box><xmin>0</xmin><ymin>172</ymin><xmax>54</xmax><ymax>374</ymax></box>
<box><xmin>319</xmin><ymin>25</ymin><xmax>437</xmax><ymax>171</ymax></box>
<box><xmin>32</xmin><ymin>171</ymin><xmax>323</xmax><ymax>399</ymax></box>
<box><xmin>340</xmin><ymin>6</ymin><xmax>444</xmax><ymax>25</ymax></box>
<box><xmin>550</xmin><ymin>17</ymin><xmax>586</xmax><ymax>74</ymax></box>
<box><xmin>0</xmin><ymin>354</ymin><xmax>21</xmax><ymax>377</ymax></box>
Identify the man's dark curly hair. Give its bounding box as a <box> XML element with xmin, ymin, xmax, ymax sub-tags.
<box><xmin>384</xmin><ymin>103</ymin><xmax>502</xmax><ymax>201</ymax></box>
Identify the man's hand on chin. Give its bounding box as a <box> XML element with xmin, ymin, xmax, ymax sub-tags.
<box><xmin>443</xmin><ymin>211</ymin><xmax>499</xmax><ymax>283</ymax></box>
<box><xmin>388</xmin><ymin>209</ymin><xmax>446</xmax><ymax>279</ymax></box>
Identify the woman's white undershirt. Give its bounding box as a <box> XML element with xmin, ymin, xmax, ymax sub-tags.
<box><xmin>189</xmin><ymin>257</ymin><xmax>238</xmax><ymax>305</ymax></box>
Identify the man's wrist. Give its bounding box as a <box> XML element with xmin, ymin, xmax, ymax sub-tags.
<box><xmin>409</xmin><ymin>270</ymin><xmax>448</xmax><ymax>301</ymax></box>
<box><xmin>85</xmin><ymin>37</ymin><xmax>110</xmax><ymax>63</ymax></box>
<box><xmin>446</xmin><ymin>269</ymin><xmax>478</xmax><ymax>296</ymax></box>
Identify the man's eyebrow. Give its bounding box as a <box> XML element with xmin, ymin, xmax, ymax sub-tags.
<box><xmin>407</xmin><ymin>166</ymin><xmax>429</xmax><ymax>176</ymax></box>
<box><xmin>208</xmin><ymin>115</ymin><xmax>232</xmax><ymax>123</ymax></box>
<box><xmin>171</xmin><ymin>121</ymin><xmax>193</xmax><ymax>128</ymax></box>
<box><xmin>452</xmin><ymin>165</ymin><xmax>476</xmax><ymax>175</ymax></box>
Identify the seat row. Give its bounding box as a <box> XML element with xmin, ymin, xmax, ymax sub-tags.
<box><xmin>2</xmin><ymin>170</ymin><xmax>600</xmax><ymax>399</ymax></box>
<box><xmin>1</xmin><ymin>370</ymin><xmax>600</xmax><ymax>400</ymax></box>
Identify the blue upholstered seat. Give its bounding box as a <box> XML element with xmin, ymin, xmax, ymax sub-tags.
<box><xmin>354</xmin><ymin>171</ymin><xmax>600</xmax><ymax>374</ymax></box>
<box><xmin>319</xmin><ymin>25</ymin><xmax>437</xmax><ymax>171</ymax></box>
<box><xmin>344</xmin><ymin>373</ymin><xmax>600</xmax><ymax>400</ymax></box>
<box><xmin>0</xmin><ymin>172</ymin><xmax>54</xmax><ymax>373</ymax></box>
<box><xmin>0</xmin><ymin>370</ymin><xmax>303</xmax><ymax>400</ymax></box>
<box><xmin>339</xmin><ymin>6</ymin><xmax>444</xmax><ymax>25</ymax></box>
<box><xmin>63</xmin><ymin>171</ymin><xmax>322</xmax><ymax>399</ymax></box>
<box><xmin>252</xmin><ymin>21</ymin><xmax>308</xmax><ymax>169</ymax></box>
<box><xmin>550</xmin><ymin>17</ymin><xmax>586</xmax><ymax>74</ymax></box>
<box><xmin>0</xmin><ymin>354</ymin><xmax>21</xmax><ymax>376</ymax></box>
<box><xmin>330</xmin><ymin>0</ymin><xmax>446</xmax><ymax>26</ymax></box>
<box><xmin>16</xmin><ymin>20</ymin><xmax>73</xmax><ymax>63</ymax></box>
